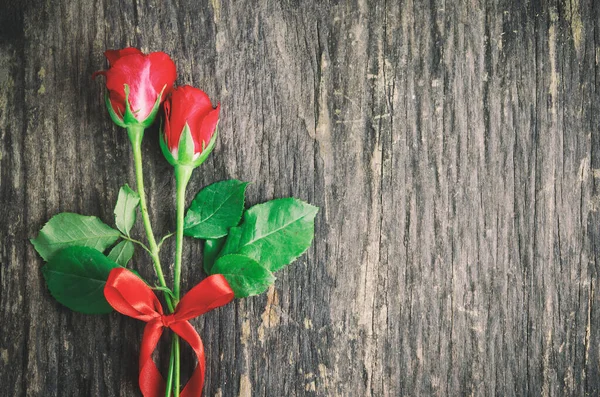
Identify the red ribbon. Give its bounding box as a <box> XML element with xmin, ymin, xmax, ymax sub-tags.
<box><xmin>104</xmin><ymin>268</ymin><xmax>234</xmax><ymax>397</ymax></box>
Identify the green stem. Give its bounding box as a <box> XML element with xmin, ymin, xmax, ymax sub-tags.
<box><xmin>173</xmin><ymin>165</ymin><xmax>193</xmax><ymax>299</ymax></box>
<box><xmin>174</xmin><ymin>335</ymin><xmax>181</xmax><ymax>397</ymax></box>
<box><xmin>127</xmin><ymin>126</ymin><xmax>174</xmax><ymax>312</ymax></box>
<box><xmin>164</xmin><ymin>338</ymin><xmax>176</xmax><ymax>397</ymax></box>
<box><xmin>120</xmin><ymin>234</ymin><xmax>152</xmax><ymax>255</ymax></box>
<box><xmin>172</xmin><ymin>165</ymin><xmax>193</xmax><ymax>397</ymax></box>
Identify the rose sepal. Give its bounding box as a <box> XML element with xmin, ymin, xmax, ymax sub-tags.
<box><xmin>176</xmin><ymin>123</ymin><xmax>197</xmax><ymax>164</ymax></box>
<box><xmin>105</xmin><ymin>93</ymin><xmax>127</xmax><ymax>128</ymax></box>
<box><xmin>158</xmin><ymin>127</ymin><xmax>177</xmax><ymax>167</ymax></box>
<box><xmin>107</xmin><ymin>84</ymin><xmax>166</xmax><ymax>128</ymax></box>
<box><xmin>191</xmin><ymin>125</ymin><xmax>218</xmax><ymax>167</ymax></box>
<box><xmin>159</xmin><ymin>125</ymin><xmax>178</xmax><ymax>167</ymax></box>
<box><xmin>160</xmin><ymin>123</ymin><xmax>219</xmax><ymax>168</ymax></box>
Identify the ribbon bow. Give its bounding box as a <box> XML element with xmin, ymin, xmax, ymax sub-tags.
<box><xmin>104</xmin><ymin>268</ymin><xmax>234</xmax><ymax>397</ymax></box>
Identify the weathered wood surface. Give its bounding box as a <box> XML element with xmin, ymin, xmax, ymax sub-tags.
<box><xmin>1</xmin><ymin>0</ymin><xmax>599</xmax><ymax>395</ymax></box>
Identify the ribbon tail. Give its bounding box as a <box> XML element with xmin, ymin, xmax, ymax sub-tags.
<box><xmin>172</xmin><ymin>321</ymin><xmax>206</xmax><ymax>397</ymax></box>
<box><xmin>139</xmin><ymin>319</ymin><xmax>167</xmax><ymax>397</ymax></box>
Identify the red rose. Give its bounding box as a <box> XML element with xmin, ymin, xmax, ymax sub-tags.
<box><xmin>160</xmin><ymin>85</ymin><xmax>220</xmax><ymax>167</ymax></box>
<box><xmin>94</xmin><ymin>47</ymin><xmax>177</xmax><ymax>127</ymax></box>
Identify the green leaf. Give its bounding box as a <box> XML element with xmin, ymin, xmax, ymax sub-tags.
<box><xmin>204</xmin><ymin>237</ymin><xmax>226</xmax><ymax>274</ymax></box>
<box><xmin>184</xmin><ymin>180</ymin><xmax>249</xmax><ymax>239</ymax></box>
<box><xmin>211</xmin><ymin>254</ymin><xmax>275</xmax><ymax>298</ymax></box>
<box><xmin>219</xmin><ymin>198</ymin><xmax>318</xmax><ymax>272</ymax></box>
<box><xmin>114</xmin><ymin>184</ymin><xmax>140</xmax><ymax>235</ymax></box>
<box><xmin>31</xmin><ymin>213</ymin><xmax>121</xmax><ymax>261</ymax></box>
<box><xmin>107</xmin><ymin>240</ymin><xmax>135</xmax><ymax>267</ymax></box>
<box><xmin>41</xmin><ymin>246</ymin><xmax>122</xmax><ymax>314</ymax></box>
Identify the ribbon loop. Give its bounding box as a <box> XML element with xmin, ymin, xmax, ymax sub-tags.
<box><xmin>104</xmin><ymin>268</ymin><xmax>234</xmax><ymax>397</ymax></box>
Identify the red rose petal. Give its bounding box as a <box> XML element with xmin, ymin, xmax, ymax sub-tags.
<box><xmin>147</xmin><ymin>52</ymin><xmax>177</xmax><ymax>101</ymax></box>
<box><xmin>104</xmin><ymin>47</ymin><xmax>144</xmax><ymax>66</ymax></box>
<box><xmin>163</xmin><ymin>86</ymin><xmax>219</xmax><ymax>155</ymax></box>
<box><xmin>97</xmin><ymin>48</ymin><xmax>176</xmax><ymax>122</ymax></box>
<box><xmin>197</xmin><ymin>104</ymin><xmax>220</xmax><ymax>150</ymax></box>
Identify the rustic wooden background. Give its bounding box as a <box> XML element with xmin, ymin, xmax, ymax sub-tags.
<box><xmin>1</xmin><ymin>0</ymin><xmax>599</xmax><ymax>396</ymax></box>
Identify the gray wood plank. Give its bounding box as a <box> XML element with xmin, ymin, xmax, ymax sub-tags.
<box><xmin>1</xmin><ymin>0</ymin><xmax>599</xmax><ymax>396</ymax></box>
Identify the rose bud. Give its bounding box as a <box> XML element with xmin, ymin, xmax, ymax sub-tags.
<box><xmin>160</xmin><ymin>85</ymin><xmax>220</xmax><ymax>168</ymax></box>
<box><xmin>93</xmin><ymin>47</ymin><xmax>177</xmax><ymax>128</ymax></box>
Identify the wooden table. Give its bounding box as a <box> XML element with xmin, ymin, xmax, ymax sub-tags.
<box><xmin>1</xmin><ymin>0</ymin><xmax>599</xmax><ymax>395</ymax></box>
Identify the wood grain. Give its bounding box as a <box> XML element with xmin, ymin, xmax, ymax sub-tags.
<box><xmin>1</xmin><ymin>0</ymin><xmax>599</xmax><ymax>395</ymax></box>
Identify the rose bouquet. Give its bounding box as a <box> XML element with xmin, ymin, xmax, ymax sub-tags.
<box><xmin>31</xmin><ymin>48</ymin><xmax>317</xmax><ymax>397</ymax></box>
